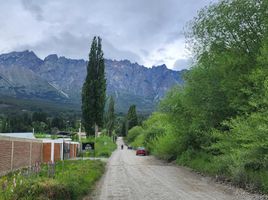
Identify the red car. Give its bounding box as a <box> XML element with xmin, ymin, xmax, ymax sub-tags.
<box><xmin>136</xmin><ymin>147</ymin><xmax>148</xmax><ymax>156</ymax></box>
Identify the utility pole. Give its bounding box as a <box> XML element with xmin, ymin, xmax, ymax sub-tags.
<box><xmin>78</xmin><ymin>121</ymin><xmax>82</xmax><ymax>142</ymax></box>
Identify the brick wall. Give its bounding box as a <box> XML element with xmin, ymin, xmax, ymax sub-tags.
<box><xmin>0</xmin><ymin>136</ymin><xmax>43</xmax><ymax>176</ymax></box>
<box><xmin>74</xmin><ymin>144</ymin><xmax>77</xmax><ymax>158</ymax></box>
<box><xmin>70</xmin><ymin>144</ymin><xmax>74</xmax><ymax>158</ymax></box>
<box><xmin>43</xmin><ymin>143</ymin><xmax>51</xmax><ymax>163</ymax></box>
<box><xmin>31</xmin><ymin>142</ymin><xmax>42</xmax><ymax>165</ymax></box>
<box><xmin>0</xmin><ymin>137</ymin><xmax>79</xmax><ymax>176</ymax></box>
<box><xmin>54</xmin><ymin>143</ymin><xmax>61</xmax><ymax>161</ymax></box>
<box><xmin>0</xmin><ymin>140</ymin><xmax>12</xmax><ymax>175</ymax></box>
<box><xmin>13</xmin><ymin>141</ymin><xmax>30</xmax><ymax>170</ymax></box>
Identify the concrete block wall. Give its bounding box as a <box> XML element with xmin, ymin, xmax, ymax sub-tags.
<box><xmin>0</xmin><ymin>140</ymin><xmax>12</xmax><ymax>175</ymax></box>
<box><xmin>42</xmin><ymin>141</ymin><xmax>79</xmax><ymax>163</ymax></box>
<box><xmin>13</xmin><ymin>141</ymin><xmax>30</xmax><ymax>170</ymax></box>
<box><xmin>0</xmin><ymin>136</ymin><xmax>43</xmax><ymax>176</ymax></box>
<box><xmin>54</xmin><ymin>143</ymin><xmax>61</xmax><ymax>161</ymax></box>
<box><xmin>43</xmin><ymin>143</ymin><xmax>51</xmax><ymax>163</ymax></box>
<box><xmin>70</xmin><ymin>144</ymin><xmax>74</xmax><ymax>158</ymax></box>
<box><xmin>0</xmin><ymin>137</ymin><xmax>79</xmax><ymax>176</ymax></box>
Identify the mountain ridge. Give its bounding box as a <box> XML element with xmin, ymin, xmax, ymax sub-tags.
<box><xmin>0</xmin><ymin>50</ymin><xmax>185</xmax><ymax>113</ymax></box>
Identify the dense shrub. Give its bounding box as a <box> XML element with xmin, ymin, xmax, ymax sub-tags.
<box><xmin>130</xmin><ymin>133</ymin><xmax>145</xmax><ymax>148</ymax></box>
<box><xmin>126</xmin><ymin>126</ymin><xmax>144</xmax><ymax>144</ymax></box>
<box><xmin>150</xmin><ymin>132</ymin><xmax>179</xmax><ymax>161</ymax></box>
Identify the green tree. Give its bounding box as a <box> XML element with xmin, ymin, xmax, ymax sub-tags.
<box><xmin>51</xmin><ymin>117</ymin><xmax>65</xmax><ymax>129</ymax></box>
<box><xmin>126</xmin><ymin>105</ymin><xmax>138</xmax><ymax>134</ymax></box>
<box><xmin>187</xmin><ymin>0</ymin><xmax>267</xmax><ymax>58</ymax></box>
<box><xmin>182</xmin><ymin>0</ymin><xmax>268</xmax><ymax>131</ymax></box>
<box><xmin>106</xmin><ymin>96</ymin><xmax>115</xmax><ymax>136</ymax></box>
<box><xmin>82</xmin><ymin>36</ymin><xmax>106</xmax><ymax>137</ymax></box>
<box><xmin>120</xmin><ymin>120</ymin><xmax>127</xmax><ymax>137</ymax></box>
<box><xmin>32</xmin><ymin>112</ymin><xmax>47</xmax><ymax>123</ymax></box>
<box><xmin>0</xmin><ymin>117</ymin><xmax>10</xmax><ymax>133</ymax></box>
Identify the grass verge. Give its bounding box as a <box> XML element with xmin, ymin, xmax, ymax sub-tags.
<box><xmin>0</xmin><ymin>160</ymin><xmax>105</xmax><ymax>200</ymax></box>
<box><xmin>80</xmin><ymin>136</ymin><xmax>117</xmax><ymax>158</ymax></box>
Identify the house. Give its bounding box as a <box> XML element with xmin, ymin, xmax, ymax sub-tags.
<box><xmin>78</xmin><ymin>131</ymin><xmax>102</xmax><ymax>140</ymax></box>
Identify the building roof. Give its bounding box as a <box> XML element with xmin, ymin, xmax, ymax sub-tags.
<box><xmin>0</xmin><ymin>132</ymin><xmax>35</xmax><ymax>139</ymax></box>
<box><xmin>41</xmin><ymin>138</ymin><xmax>79</xmax><ymax>144</ymax></box>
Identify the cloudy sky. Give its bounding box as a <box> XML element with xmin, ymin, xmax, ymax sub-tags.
<box><xmin>0</xmin><ymin>0</ymin><xmax>218</xmax><ymax>70</ymax></box>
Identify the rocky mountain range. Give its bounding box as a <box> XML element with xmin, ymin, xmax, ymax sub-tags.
<box><xmin>0</xmin><ymin>50</ymin><xmax>185</xmax><ymax>113</ymax></box>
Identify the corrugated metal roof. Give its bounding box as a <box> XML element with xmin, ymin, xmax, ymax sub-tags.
<box><xmin>0</xmin><ymin>132</ymin><xmax>35</xmax><ymax>139</ymax></box>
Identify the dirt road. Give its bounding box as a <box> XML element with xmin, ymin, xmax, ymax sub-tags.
<box><xmin>90</xmin><ymin>137</ymin><xmax>265</xmax><ymax>200</ymax></box>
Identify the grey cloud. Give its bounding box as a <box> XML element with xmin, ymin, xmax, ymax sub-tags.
<box><xmin>18</xmin><ymin>32</ymin><xmax>141</xmax><ymax>63</ymax></box>
<box><xmin>17</xmin><ymin>32</ymin><xmax>90</xmax><ymax>59</ymax></box>
<box><xmin>173</xmin><ymin>58</ymin><xmax>192</xmax><ymax>70</ymax></box>
<box><xmin>102</xmin><ymin>39</ymin><xmax>142</xmax><ymax>63</ymax></box>
<box><xmin>2</xmin><ymin>0</ymin><xmax>219</xmax><ymax>69</ymax></box>
<box><xmin>140</xmin><ymin>49</ymin><xmax>149</xmax><ymax>57</ymax></box>
<box><xmin>157</xmin><ymin>48</ymin><xmax>166</xmax><ymax>53</ymax></box>
<box><xmin>21</xmin><ymin>0</ymin><xmax>43</xmax><ymax>21</ymax></box>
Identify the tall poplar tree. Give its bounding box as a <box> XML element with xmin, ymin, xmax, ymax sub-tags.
<box><xmin>82</xmin><ymin>36</ymin><xmax>106</xmax><ymax>137</ymax></box>
<box><xmin>126</xmin><ymin>105</ymin><xmax>138</xmax><ymax>134</ymax></box>
<box><xmin>120</xmin><ymin>120</ymin><xmax>127</xmax><ymax>136</ymax></box>
<box><xmin>106</xmin><ymin>96</ymin><xmax>115</xmax><ymax>136</ymax></box>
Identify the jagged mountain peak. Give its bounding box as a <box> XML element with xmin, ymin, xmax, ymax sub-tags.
<box><xmin>44</xmin><ymin>54</ymin><xmax>58</xmax><ymax>62</ymax></box>
<box><xmin>152</xmin><ymin>64</ymin><xmax>167</xmax><ymax>69</ymax></box>
<box><xmin>0</xmin><ymin>50</ymin><xmax>43</xmax><ymax>71</ymax></box>
<box><xmin>0</xmin><ymin>50</ymin><xmax>185</xmax><ymax>113</ymax></box>
<box><xmin>0</xmin><ymin>50</ymin><xmax>40</xmax><ymax>62</ymax></box>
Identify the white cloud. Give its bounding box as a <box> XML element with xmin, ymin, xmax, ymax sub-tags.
<box><xmin>0</xmin><ymin>0</ymin><xmax>218</xmax><ymax>69</ymax></box>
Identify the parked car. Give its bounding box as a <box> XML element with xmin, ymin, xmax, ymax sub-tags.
<box><xmin>127</xmin><ymin>145</ymin><xmax>133</xmax><ymax>149</ymax></box>
<box><xmin>136</xmin><ymin>147</ymin><xmax>148</xmax><ymax>156</ymax></box>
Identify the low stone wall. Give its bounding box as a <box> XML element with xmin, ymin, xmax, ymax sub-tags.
<box><xmin>0</xmin><ymin>136</ymin><xmax>43</xmax><ymax>176</ymax></box>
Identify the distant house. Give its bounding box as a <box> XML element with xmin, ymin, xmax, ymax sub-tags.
<box><xmin>78</xmin><ymin>132</ymin><xmax>87</xmax><ymax>139</ymax></box>
<box><xmin>78</xmin><ymin>132</ymin><xmax>102</xmax><ymax>139</ymax></box>
<box><xmin>56</xmin><ymin>131</ymin><xmax>70</xmax><ymax>135</ymax></box>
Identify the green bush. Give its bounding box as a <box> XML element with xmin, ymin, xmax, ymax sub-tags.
<box><xmin>151</xmin><ymin>132</ymin><xmax>179</xmax><ymax>161</ymax></box>
<box><xmin>177</xmin><ymin>150</ymin><xmax>219</xmax><ymax>175</ymax></box>
<box><xmin>81</xmin><ymin>135</ymin><xmax>117</xmax><ymax>158</ymax></box>
<box><xmin>130</xmin><ymin>133</ymin><xmax>145</xmax><ymax>148</ymax></box>
<box><xmin>126</xmin><ymin>126</ymin><xmax>144</xmax><ymax>144</ymax></box>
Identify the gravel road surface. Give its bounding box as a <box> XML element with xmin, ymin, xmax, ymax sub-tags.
<box><xmin>89</xmin><ymin>137</ymin><xmax>266</xmax><ymax>200</ymax></box>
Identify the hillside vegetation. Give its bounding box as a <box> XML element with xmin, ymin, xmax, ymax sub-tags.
<box><xmin>127</xmin><ymin>0</ymin><xmax>268</xmax><ymax>193</ymax></box>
